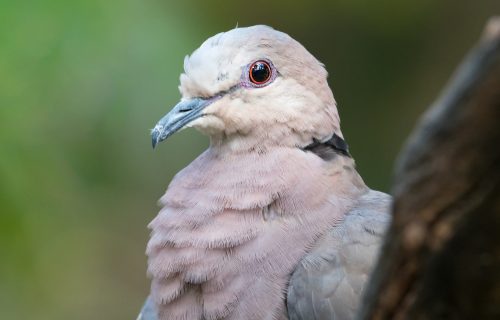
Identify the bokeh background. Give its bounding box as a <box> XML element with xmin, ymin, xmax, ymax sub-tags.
<box><xmin>1</xmin><ymin>0</ymin><xmax>499</xmax><ymax>319</ymax></box>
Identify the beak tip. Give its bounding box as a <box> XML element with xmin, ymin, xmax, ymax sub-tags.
<box><xmin>151</xmin><ymin>97</ymin><xmax>209</xmax><ymax>150</ymax></box>
<box><xmin>151</xmin><ymin>128</ymin><xmax>161</xmax><ymax>149</ymax></box>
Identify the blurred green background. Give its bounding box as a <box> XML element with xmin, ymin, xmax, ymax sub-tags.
<box><xmin>0</xmin><ymin>0</ymin><xmax>498</xmax><ymax>319</ymax></box>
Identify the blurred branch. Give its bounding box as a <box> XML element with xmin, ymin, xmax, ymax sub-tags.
<box><xmin>358</xmin><ymin>17</ymin><xmax>500</xmax><ymax>319</ymax></box>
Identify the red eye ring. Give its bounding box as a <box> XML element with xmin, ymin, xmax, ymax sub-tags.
<box><xmin>249</xmin><ymin>60</ymin><xmax>272</xmax><ymax>85</ymax></box>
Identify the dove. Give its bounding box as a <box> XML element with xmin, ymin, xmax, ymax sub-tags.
<box><xmin>139</xmin><ymin>25</ymin><xmax>391</xmax><ymax>320</ymax></box>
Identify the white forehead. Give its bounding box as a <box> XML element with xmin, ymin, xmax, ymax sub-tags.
<box><xmin>184</xmin><ymin>25</ymin><xmax>290</xmax><ymax>73</ymax></box>
<box><xmin>180</xmin><ymin>25</ymin><xmax>322</xmax><ymax>98</ymax></box>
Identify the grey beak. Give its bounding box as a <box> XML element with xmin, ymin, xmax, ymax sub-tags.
<box><xmin>151</xmin><ymin>98</ymin><xmax>211</xmax><ymax>148</ymax></box>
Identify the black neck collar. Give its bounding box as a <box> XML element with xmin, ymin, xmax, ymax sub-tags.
<box><xmin>303</xmin><ymin>133</ymin><xmax>351</xmax><ymax>160</ymax></box>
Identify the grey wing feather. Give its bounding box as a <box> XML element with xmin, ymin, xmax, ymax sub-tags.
<box><xmin>137</xmin><ymin>296</ymin><xmax>158</xmax><ymax>320</ymax></box>
<box><xmin>287</xmin><ymin>190</ymin><xmax>391</xmax><ymax>320</ymax></box>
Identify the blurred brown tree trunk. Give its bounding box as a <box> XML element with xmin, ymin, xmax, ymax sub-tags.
<box><xmin>358</xmin><ymin>17</ymin><xmax>500</xmax><ymax>320</ymax></box>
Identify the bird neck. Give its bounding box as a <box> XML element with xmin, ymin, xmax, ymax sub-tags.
<box><xmin>208</xmin><ymin>128</ymin><xmax>348</xmax><ymax>156</ymax></box>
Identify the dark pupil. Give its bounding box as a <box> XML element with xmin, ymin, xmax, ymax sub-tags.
<box><xmin>251</xmin><ymin>63</ymin><xmax>270</xmax><ymax>83</ymax></box>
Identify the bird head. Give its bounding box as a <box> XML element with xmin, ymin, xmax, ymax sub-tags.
<box><xmin>152</xmin><ymin>25</ymin><xmax>342</xmax><ymax>151</ymax></box>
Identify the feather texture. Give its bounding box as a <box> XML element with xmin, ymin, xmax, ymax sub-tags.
<box><xmin>287</xmin><ymin>190</ymin><xmax>391</xmax><ymax>320</ymax></box>
<box><xmin>146</xmin><ymin>147</ymin><xmax>369</xmax><ymax>320</ymax></box>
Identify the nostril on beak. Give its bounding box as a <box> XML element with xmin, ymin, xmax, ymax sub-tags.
<box><xmin>178</xmin><ymin>105</ymin><xmax>193</xmax><ymax>113</ymax></box>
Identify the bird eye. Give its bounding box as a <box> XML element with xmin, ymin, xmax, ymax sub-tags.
<box><xmin>249</xmin><ymin>60</ymin><xmax>272</xmax><ymax>86</ymax></box>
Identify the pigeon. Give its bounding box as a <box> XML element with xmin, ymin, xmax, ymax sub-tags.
<box><xmin>139</xmin><ymin>25</ymin><xmax>391</xmax><ymax>320</ymax></box>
